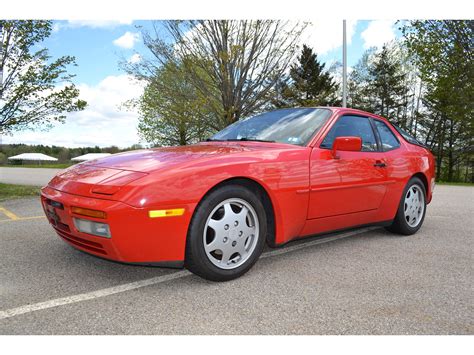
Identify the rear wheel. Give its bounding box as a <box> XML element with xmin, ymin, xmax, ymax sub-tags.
<box><xmin>386</xmin><ymin>177</ymin><xmax>427</xmax><ymax>235</ymax></box>
<box><xmin>185</xmin><ymin>184</ymin><xmax>267</xmax><ymax>281</ymax></box>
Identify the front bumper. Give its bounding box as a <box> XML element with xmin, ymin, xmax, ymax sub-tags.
<box><xmin>41</xmin><ymin>186</ymin><xmax>195</xmax><ymax>265</ymax></box>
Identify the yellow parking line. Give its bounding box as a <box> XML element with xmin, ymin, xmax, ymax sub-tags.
<box><xmin>0</xmin><ymin>215</ymin><xmax>45</xmax><ymax>223</ymax></box>
<box><xmin>19</xmin><ymin>216</ymin><xmax>45</xmax><ymax>221</ymax></box>
<box><xmin>0</xmin><ymin>206</ymin><xmax>20</xmax><ymax>220</ymax></box>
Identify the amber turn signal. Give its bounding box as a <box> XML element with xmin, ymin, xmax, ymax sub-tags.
<box><xmin>148</xmin><ymin>208</ymin><xmax>185</xmax><ymax>218</ymax></box>
<box><xmin>71</xmin><ymin>206</ymin><xmax>107</xmax><ymax>219</ymax></box>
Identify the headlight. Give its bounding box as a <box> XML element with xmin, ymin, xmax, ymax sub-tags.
<box><xmin>91</xmin><ymin>171</ymin><xmax>148</xmax><ymax>195</ymax></box>
<box><xmin>73</xmin><ymin>218</ymin><xmax>111</xmax><ymax>238</ymax></box>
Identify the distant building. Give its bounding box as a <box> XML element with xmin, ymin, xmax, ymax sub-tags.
<box><xmin>71</xmin><ymin>153</ymin><xmax>112</xmax><ymax>162</ymax></box>
<box><xmin>8</xmin><ymin>153</ymin><xmax>58</xmax><ymax>163</ymax></box>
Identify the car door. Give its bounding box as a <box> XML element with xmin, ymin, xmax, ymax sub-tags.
<box><xmin>308</xmin><ymin>115</ymin><xmax>388</xmax><ymax>219</ymax></box>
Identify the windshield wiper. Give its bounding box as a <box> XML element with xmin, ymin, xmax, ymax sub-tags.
<box><xmin>206</xmin><ymin>137</ymin><xmax>275</xmax><ymax>143</ymax></box>
<box><xmin>234</xmin><ymin>137</ymin><xmax>275</xmax><ymax>143</ymax></box>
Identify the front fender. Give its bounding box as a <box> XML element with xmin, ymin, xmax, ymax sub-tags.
<box><xmin>118</xmin><ymin>147</ymin><xmax>312</xmax><ymax>245</ymax></box>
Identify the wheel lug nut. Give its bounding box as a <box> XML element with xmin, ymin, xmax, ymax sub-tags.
<box><xmin>232</xmin><ymin>241</ymin><xmax>237</xmax><ymax>247</ymax></box>
<box><xmin>224</xmin><ymin>224</ymin><xmax>229</xmax><ymax>230</ymax></box>
<box><xmin>223</xmin><ymin>237</ymin><xmax>228</xmax><ymax>242</ymax></box>
<box><xmin>239</xmin><ymin>231</ymin><xmax>243</xmax><ymax>236</ymax></box>
<box><xmin>234</xmin><ymin>221</ymin><xmax>238</xmax><ymax>226</ymax></box>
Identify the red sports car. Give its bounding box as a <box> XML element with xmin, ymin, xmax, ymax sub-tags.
<box><xmin>41</xmin><ymin>107</ymin><xmax>435</xmax><ymax>281</ymax></box>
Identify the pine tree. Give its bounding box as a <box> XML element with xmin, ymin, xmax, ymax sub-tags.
<box><xmin>274</xmin><ymin>44</ymin><xmax>340</xmax><ymax>107</ymax></box>
<box><xmin>270</xmin><ymin>75</ymin><xmax>293</xmax><ymax>108</ymax></box>
<box><xmin>369</xmin><ymin>45</ymin><xmax>411</xmax><ymax>124</ymax></box>
<box><xmin>347</xmin><ymin>49</ymin><xmax>375</xmax><ymax>111</ymax></box>
<box><xmin>348</xmin><ymin>44</ymin><xmax>411</xmax><ymax>126</ymax></box>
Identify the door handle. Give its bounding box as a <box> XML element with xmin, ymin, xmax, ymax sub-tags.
<box><xmin>374</xmin><ymin>161</ymin><xmax>387</xmax><ymax>168</ymax></box>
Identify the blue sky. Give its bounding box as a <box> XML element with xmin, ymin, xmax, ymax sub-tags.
<box><xmin>44</xmin><ymin>20</ymin><xmax>152</xmax><ymax>85</ymax></box>
<box><xmin>4</xmin><ymin>20</ymin><xmax>402</xmax><ymax>148</ymax></box>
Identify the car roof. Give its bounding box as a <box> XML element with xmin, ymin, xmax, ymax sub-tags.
<box><xmin>285</xmin><ymin>106</ymin><xmax>391</xmax><ymax>123</ymax></box>
<box><xmin>266</xmin><ymin>106</ymin><xmax>389</xmax><ymax>121</ymax></box>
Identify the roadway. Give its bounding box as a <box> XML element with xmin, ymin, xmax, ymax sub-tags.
<box><xmin>0</xmin><ymin>167</ymin><xmax>61</xmax><ymax>186</ymax></box>
<box><xmin>0</xmin><ymin>185</ymin><xmax>472</xmax><ymax>334</ymax></box>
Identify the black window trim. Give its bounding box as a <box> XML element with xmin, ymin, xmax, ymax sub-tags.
<box><xmin>319</xmin><ymin>114</ymin><xmax>381</xmax><ymax>153</ymax></box>
<box><xmin>370</xmin><ymin>118</ymin><xmax>401</xmax><ymax>152</ymax></box>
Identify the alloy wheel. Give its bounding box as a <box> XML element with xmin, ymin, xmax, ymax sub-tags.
<box><xmin>404</xmin><ymin>185</ymin><xmax>425</xmax><ymax>227</ymax></box>
<box><xmin>203</xmin><ymin>198</ymin><xmax>260</xmax><ymax>270</ymax></box>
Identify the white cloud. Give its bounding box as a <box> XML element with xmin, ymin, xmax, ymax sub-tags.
<box><xmin>128</xmin><ymin>53</ymin><xmax>141</xmax><ymax>64</ymax></box>
<box><xmin>3</xmin><ymin>75</ymin><xmax>146</xmax><ymax>148</ymax></box>
<box><xmin>51</xmin><ymin>20</ymin><xmax>134</xmax><ymax>32</ymax></box>
<box><xmin>113</xmin><ymin>31</ymin><xmax>140</xmax><ymax>49</ymax></box>
<box><xmin>178</xmin><ymin>20</ymin><xmax>357</xmax><ymax>58</ymax></box>
<box><xmin>67</xmin><ymin>20</ymin><xmax>133</xmax><ymax>29</ymax></box>
<box><xmin>302</xmin><ymin>20</ymin><xmax>358</xmax><ymax>55</ymax></box>
<box><xmin>361</xmin><ymin>20</ymin><xmax>396</xmax><ymax>49</ymax></box>
<box><xmin>72</xmin><ymin>75</ymin><xmax>144</xmax><ymax>125</ymax></box>
<box><xmin>52</xmin><ymin>22</ymin><xmax>61</xmax><ymax>33</ymax></box>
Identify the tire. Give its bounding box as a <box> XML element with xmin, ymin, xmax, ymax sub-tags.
<box><xmin>385</xmin><ymin>177</ymin><xmax>427</xmax><ymax>235</ymax></box>
<box><xmin>185</xmin><ymin>184</ymin><xmax>267</xmax><ymax>281</ymax></box>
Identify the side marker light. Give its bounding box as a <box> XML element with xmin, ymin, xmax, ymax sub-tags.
<box><xmin>148</xmin><ymin>208</ymin><xmax>185</xmax><ymax>218</ymax></box>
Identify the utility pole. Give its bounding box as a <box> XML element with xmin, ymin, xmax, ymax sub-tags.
<box><xmin>342</xmin><ymin>19</ymin><xmax>347</xmax><ymax>108</ymax></box>
<box><xmin>0</xmin><ymin>22</ymin><xmax>3</xmax><ymax>100</ymax></box>
<box><xmin>0</xmin><ymin>22</ymin><xmax>3</xmax><ymax>144</ymax></box>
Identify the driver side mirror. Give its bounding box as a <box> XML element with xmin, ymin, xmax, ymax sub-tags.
<box><xmin>332</xmin><ymin>136</ymin><xmax>362</xmax><ymax>159</ymax></box>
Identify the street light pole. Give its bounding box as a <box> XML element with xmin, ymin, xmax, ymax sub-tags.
<box><xmin>342</xmin><ymin>19</ymin><xmax>347</xmax><ymax>108</ymax></box>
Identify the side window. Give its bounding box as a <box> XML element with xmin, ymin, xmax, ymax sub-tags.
<box><xmin>393</xmin><ymin>124</ymin><xmax>423</xmax><ymax>146</ymax></box>
<box><xmin>373</xmin><ymin>120</ymin><xmax>400</xmax><ymax>151</ymax></box>
<box><xmin>320</xmin><ymin>115</ymin><xmax>378</xmax><ymax>152</ymax></box>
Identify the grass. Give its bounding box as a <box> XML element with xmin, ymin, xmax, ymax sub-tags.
<box><xmin>1</xmin><ymin>163</ymin><xmax>72</xmax><ymax>169</ymax></box>
<box><xmin>436</xmin><ymin>181</ymin><xmax>474</xmax><ymax>186</ymax></box>
<box><xmin>0</xmin><ymin>183</ymin><xmax>41</xmax><ymax>202</ymax></box>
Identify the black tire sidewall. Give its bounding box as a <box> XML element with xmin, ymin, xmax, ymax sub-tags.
<box><xmin>392</xmin><ymin>177</ymin><xmax>427</xmax><ymax>235</ymax></box>
<box><xmin>185</xmin><ymin>184</ymin><xmax>267</xmax><ymax>281</ymax></box>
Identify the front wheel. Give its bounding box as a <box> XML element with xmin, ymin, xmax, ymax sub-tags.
<box><xmin>185</xmin><ymin>184</ymin><xmax>267</xmax><ymax>281</ymax></box>
<box><xmin>386</xmin><ymin>177</ymin><xmax>427</xmax><ymax>235</ymax></box>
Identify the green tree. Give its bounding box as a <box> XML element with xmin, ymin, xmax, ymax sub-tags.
<box><xmin>274</xmin><ymin>44</ymin><xmax>340</xmax><ymax>108</ymax></box>
<box><xmin>369</xmin><ymin>45</ymin><xmax>410</xmax><ymax>123</ymax></box>
<box><xmin>57</xmin><ymin>147</ymin><xmax>70</xmax><ymax>163</ymax></box>
<box><xmin>103</xmin><ymin>146</ymin><xmax>120</xmax><ymax>154</ymax></box>
<box><xmin>349</xmin><ymin>44</ymin><xmax>410</xmax><ymax>125</ymax></box>
<box><xmin>0</xmin><ymin>152</ymin><xmax>7</xmax><ymax>164</ymax></box>
<box><xmin>0</xmin><ymin>20</ymin><xmax>86</xmax><ymax>135</ymax></box>
<box><xmin>403</xmin><ymin>20</ymin><xmax>474</xmax><ymax>181</ymax></box>
<box><xmin>135</xmin><ymin>61</ymin><xmax>215</xmax><ymax>146</ymax></box>
<box><xmin>347</xmin><ymin>49</ymin><xmax>374</xmax><ymax>111</ymax></box>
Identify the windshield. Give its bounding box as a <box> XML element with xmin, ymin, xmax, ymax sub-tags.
<box><xmin>209</xmin><ymin>108</ymin><xmax>332</xmax><ymax>146</ymax></box>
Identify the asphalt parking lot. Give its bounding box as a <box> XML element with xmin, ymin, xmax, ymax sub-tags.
<box><xmin>0</xmin><ymin>167</ymin><xmax>61</xmax><ymax>186</ymax></box>
<box><xmin>0</xmin><ymin>185</ymin><xmax>472</xmax><ymax>335</ymax></box>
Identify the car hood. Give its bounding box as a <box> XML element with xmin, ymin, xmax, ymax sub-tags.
<box><xmin>47</xmin><ymin>142</ymin><xmax>289</xmax><ymax>197</ymax></box>
<box><xmin>78</xmin><ymin>143</ymin><xmax>274</xmax><ymax>173</ymax></box>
